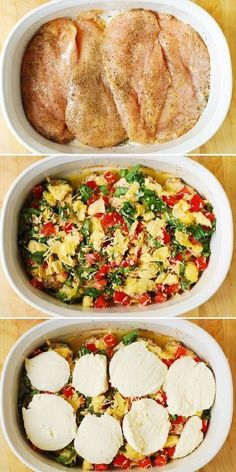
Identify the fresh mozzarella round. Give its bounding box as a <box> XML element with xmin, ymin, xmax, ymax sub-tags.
<box><xmin>164</xmin><ymin>357</ymin><xmax>216</xmax><ymax>416</ymax></box>
<box><xmin>123</xmin><ymin>398</ymin><xmax>170</xmax><ymax>455</ymax></box>
<box><xmin>174</xmin><ymin>416</ymin><xmax>204</xmax><ymax>458</ymax></box>
<box><xmin>74</xmin><ymin>413</ymin><xmax>123</xmax><ymax>464</ymax></box>
<box><xmin>22</xmin><ymin>394</ymin><xmax>77</xmax><ymax>451</ymax></box>
<box><xmin>25</xmin><ymin>350</ymin><xmax>70</xmax><ymax>392</ymax></box>
<box><xmin>72</xmin><ymin>354</ymin><xmax>108</xmax><ymax>397</ymax></box>
<box><xmin>109</xmin><ymin>341</ymin><xmax>167</xmax><ymax>397</ymax></box>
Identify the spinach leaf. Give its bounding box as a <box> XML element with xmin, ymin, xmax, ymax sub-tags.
<box><xmin>121</xmin><ymin>165</ymin><xmax>145</xmax><ymax>185</ymax></box>
<box><xmin>114</xmin><ymin>187</ymin><xmax>128</xmax><ymax>197</ymax></box>
<box><xmin>120</xmin><ymin>202</ymin><xmax>136</xmax><ymax>225</ymax></box>
<box><xmin>30</xmin><ymin>251</ymin><xmax>46</xmax><ymax>264</ymax></box>
<box><xmin>99</xmin><ymin>185</ymin><xmax>109</xmax><ymax>195</ymax></box>
<box><xmin>123</xmin><ymin>330</ymin><xmax>138</xmax><ymax>345</ymax></box>
<box><xmin>55</xmin><ymin>444</ymin><xmax>77</xmax><ymax>467</ymax></box>
<box><xmin>84</xmin><ymin>288</ymin><xmax>102</xmax><ymax>298</ymax></box>
<box><xmin>81</xmin><ymin>219</ymin><xmax>91</xmax><ymax>239</ymax></box>
<box><xmin>79</xmin><ymin>184</ymin><xmax>93</xmax><ymax>203</ymax></box>
<box><xmin>18</xmin><ymin>372</ymin><xmax>39</xmax><ymax>408</ymax></box>
<box><xmin>140</xmin><ymin>188</ymin><xmax>168</xmax><ymax>213</ymax></box>
<box><xmin>78</xmin><ymin>346</ymin><xmax>90</xmax><ymax>357</ymax></box>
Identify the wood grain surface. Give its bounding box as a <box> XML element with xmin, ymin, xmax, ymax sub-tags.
<box><xmin>0</xmin><ymin>155</ymin><xmax>235</xmax><ymax>318</ymax></box>
<box><xmin>0</xmin><ymin>318</ymin><xmax>235</xmax><ymax>472</ymax></box>
<box><xmin>0</xmin><ymin>0</ymin><xmax>235</xmax><ymax>155</ymax></box>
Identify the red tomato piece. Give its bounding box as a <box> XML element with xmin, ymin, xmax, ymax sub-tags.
<box><xmin>86</xmin><ymin>342</ymin><xmax>97</xmax><ymax>352</ymax></box>
<box><xmin>165</xmin><ymin>447</ymin><xmax>176</xmax><ymax>458</ymax></box>
<box><xmin>138</xmin><ymin>458</ymin><xmax>152</xmax><ymax>468</ymax></box>
<box><xmin>175</xmin><ymin>346</ymin><xmax>187</xmax><ymax>359</ymax></box>
<box><xmin>190</xmin><ymin>194</ymin><xmax>204</xmax><ymax>212</ymax></box>
<box><xmin>95</xmin><ymin>465</ymin><xmax>108</xmax><ymax>471</ymax></box>
<box><xmin>62</xmin><ymin>386</ymin><xmax>75</xmax><ymax>398</ymax></box>
<box><xmin>204</xmin><ymin>211</ymin><xmax>216</xmax><ymax>222</ymax></box>
<box><xmin>156</xmin><ymin>391</ymin><xmax>167</xmax><ymax>407</ymax></box>
<box><xmin>94</xmin><ymin>212</ymin><xmax>104</xmax><ymax>218</ymax></box>
<box><xmin>85</xmin><ymin>253</ymin><xmax>101</xmax><ymax>265</ymax></box>
<box><xmin>113</xmin><ymin>291</ymin><xmax>131</xmax><ymax>306</ymax></box>
<box><xmin>154</xmin><ymin>454</ymin><xmax>168</xmax><ymax>466</ymax></box>
<box><xmin>30</xmin><ymin>278</ymin><xmax>44</xmax><ymax>290</ymax></box>
<box><xmin>162</xmin><ymin>230</ymin><xmax>171</xmax><ymax>244</ymax></box>
<box><xmin>32</xmin><ymin>185</ymin><xmax>44</xmax><ymax>200</ymax></box>
<box><xmin>95</xmin><ymin>265</ymin><xmax>110</xmax><ymax>280</ymax></box>
<box><xmin>162</xmin><ymin>358</ymin><xmax>174</xmax><ymax>368</ymax></box>
<box><xmin>109</xmin><ymin>261</ymin><xmax>117</xmax><ymax>269</ymax></box>
<box><xmin>155</xmin><ymin>292</ymin><xmax>167</xmax><ymax>304</ymax></box>
<box><xmin>86</xmin><ymin>180</ymin><xmax>98</xmax><ymax>190</ymax></box>
<box><xmin>94</xmin><ymin>295</ymin><xmax>109</xmax><ymax>308</ymax></box>
<box><xmin>102</xmin><ymin>195</ymin><xmax>110</xmax><ymax>205</ymax></box>
<box><xmin>194</xmin><ymin>356</ymin><xmax>202</xmax><ymax>363</ymax></box>
<box><xmin>41</xmin><ymin>222</ymin><xmax>55</xmax><ymax>236</ymax></box>
<box><xmin>104</xmin><ymin>334</ymin><xmax>118</xmax><ymax>348</ymax></box>
<box><xmin>176</xmin><ymin>186</ymin><xmax>191</xmax><ymax>199</ymax></box>
<box><xmin>171</xmin><ymin>415</ymin><xmax>185</xmax><ymax>426</ymax></box>
<box><xmin>94</xmin><ymin>279</ymin><xmax>108</xmax><ymax>290</ymax></box>
<box><xmin>64</xmin><ymin>222</ymin><xmax>74</xmax><ymax>233</ymax></box>
<box><xmin>101</xmin><ymin>212</ymin><xmax>124</xmax><ymax>229</ymax></box>
<box><xmin>195</xmin><ymin>256</ymin><xmax>209</xmax><ymax>271</ymax></box>
<box><xmin>162</xmin><ymin>195</ymin><xmax>178</xmax><ymax>207</ymax></box>
<box><xmin>121</xmin><ymin>260</ymin><xmax>129</xmax><ymax>268</ymax></box>
<box><xmin>201</xmin><ymin>419</ymin><xmax>209</xmax><ymax>433</ymax></box>
<box><xmin>166</xmin><ymin>284</ymin><xmax>180</xmax><ymax>295</ymax></box>
<box><xmin>31</xmin><ymin>200</ymin><xmax>39</xmax><ymax>209</ymax></box>
<box><xmin>189</xmin><ymin>235</ymin><xmax>199</xmax><ymax>245</ymax></box>
<box><xmin>104</xmin><ymin>171</ymin><xmax>118</xmax><ymax>185</ymax></box>
<box><xmin>113</xmin><ymin>454</ymin><xmax>131</xmax><ymax>469</ymax></box>
<box><xmin>87</xmin><ymin>195</ymin><xmax>99</xmax><ymax>206</ymax></box>
<box><xmin>136</xmin><ymin>221</ymin><xmax>144</xmax><ymax>235</ymax></box>
<box><xmin>139</xmin><ymin>293</ymin><xmax>152</xmax><ymax>306</ymax></box>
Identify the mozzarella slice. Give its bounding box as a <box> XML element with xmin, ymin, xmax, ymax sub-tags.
<box><xmin>22</xmin><ymin>394</ymin><xmax>77</xmax><ymax>451</ymax></box>
<box><xmin>25</xmin><ymin>351</ymin><xmax>70</xmax><ymax>393</ymax></box>
<box><xmin>74</xmin><ymin>413</ymin><xmax>123</xmax><ymax>463</ymax></box>
<box><xmin>163</xmin><ymin>357</ymin><xmax>216</xmax><ymax>416</ymax></box>
<box><xmin>109</xmin><ymin>341</ymin><xmax>167</xmax><ymax>397</ymax></box>
<box><xmin>123</xmin><ymin>398</ymin><xmax>170</xmax><ymax>455</ymax></box>
<box><xmin>174</xmin><ymin>416</ymin><xmax>204</xmax><ymax>459</ymax></box>
<box><xmin>72</xmin><ymin>354</ymin><xmax>108</xmax><ymax>397</ymax></box>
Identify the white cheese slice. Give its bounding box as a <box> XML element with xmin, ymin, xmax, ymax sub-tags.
<box><xmin>25</xmin><ymin>351</ymin><xmax>70</xmax><ymax>393</ymax></box>
<box><xmin>164</xmin><ymin>357</ymin><xmax>216</xmax><ymax>416</ymax></box>
<box><xmin>123</xmin><ymin>398</ymin><xmax>170</xmax><ymax>455</ymax></box>
<box><xmin>109</xmin><ymin>341</ymin><xmax>167</xmax><ymax>397</ymax></box>
<box><xmin>72</xmin><ymin>354</ymin><xmax>108</xmax><ymax>397</ymax></box>
<box><xmin>174</xmin><ymin>416</ymin><xmax>204</xmax><ymax>459</ymax></box>
<box><xmin>22</xmin><ymin>394</ymin><xmax>77</xmax><ymax>451</ymax></box>
<box><xmin>74</xmin><ymin>413</ymin><xmax>123</xmax><ymax>464</ymax></box>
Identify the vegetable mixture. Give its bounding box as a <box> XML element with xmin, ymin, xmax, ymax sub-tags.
<box><xmin>18</xmin><ymin>165</ymin><xmax>216</xmax><ymax>307</ymax></box>
<box><xmin>18</xmin><ymin>330</ymin><xmax>213</xmax><ymax>468</ymax></box>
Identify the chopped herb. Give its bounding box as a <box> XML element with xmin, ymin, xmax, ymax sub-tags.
<box><xmin>140</xmin><ymin>188</ymin><xmax>168</xmax><ymax>213</ymax></box>
<box><xmin>120</xmin><ymin>202</ymin><xmax>136</xmax><ymax>225</ymax></box>
<box><xmin>84</xmin><ymin>288</ymin><xmax>102</xmax><ymax>298</ymax></box>
<box><xmin>99</xmin><ymin>185</ymin><xmax>109</xmax><ymax>195</ymax></box>
<box><xmin>79</xmin><ymin>184</ymin><xmax>93</xmax><ymax>203</ymax></box>
<box><xmin>81</xmin><ymin>219</ymin><xmax>90</xmax><ymax>239</ymax></box>
<box><xmin>30</xmin><ymin>251</ymin><xmax>46</xmax><ymax>264</ymax></box>
<box><xmin>78</xmin><ymin>346</ymin><xmax>90</xmax><ymax>357</ymax></box>
<box><xmin>121</xmin><ymin>165</ymin><xmax>145</xmax><ymax>185</ymax></box>
<box><xmin>123</xmin><ymin>330</ymin><xmax>138</xmax><ymax>345</ymax></box>
<box><xmin>114</xmin><ymin>187</ymin><xmax>128</xmax><ymax>197</ymax></box>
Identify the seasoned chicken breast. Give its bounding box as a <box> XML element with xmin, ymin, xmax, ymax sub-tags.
<box><xmin>21</xmin><ymin>18</ymin><xmax>78</xmax><ymax>144</ymax></box>
<box><xmin>65</xmin><ymin>11</ymin><xmax>127</xmax><ymax>148</ymax></box>
<box><xmin>103</xmin><ymin>9</ymin><xmax>170</xmax><ymax>144</ymax></box>
<box><xmin>156</xmin><ymin>14</ymin><xmax>210</xmax><ymax>143</ymax></box>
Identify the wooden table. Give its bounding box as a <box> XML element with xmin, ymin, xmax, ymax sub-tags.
<box><xmin>0</xmin><ymin>0</ymin><xmax>235</xmax><ymax>155</ymax></box>
<box><xmin>0</xmin><ymin>318</ymin><xmax>235</xmax><ymax>472</ymax></box>
<box><xmin>0</xmin><ymin>155</ymin><xmax>235</xmax><ymax>318</ymax></box>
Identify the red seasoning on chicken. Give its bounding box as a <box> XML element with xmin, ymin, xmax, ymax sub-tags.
<box><xmin>21</xmin><ymin>18</ymin><xmax>78</xmax><ymax>144</ymax></box>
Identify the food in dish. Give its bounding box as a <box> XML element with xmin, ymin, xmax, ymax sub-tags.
<box><xmin>18</xmin><ymin>165</ymin><xmax>216</xmax><ymax>308</ymax></box>
<box><xmin>18</xmin><ymin>329</ymin><xmax>216</xmax><ymax>467</ymax></box>
<box><xmin>21</xmin><ymin>9</ymin><xmax>210</xmax><ymax>148</ymax></box>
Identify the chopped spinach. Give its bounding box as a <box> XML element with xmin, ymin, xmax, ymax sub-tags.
<box><xmin>140</xmin><ymin>188</ymin><xmax>168</xmax><ymax>213</ymax></box>
<box><xmin>99</xmin><ymin>185</ymin><xmax>109</xmax><ymax>195</ymax></box>
<box><xmin>84</xmin><ymin>288</ymin><xmax>102</xmax><ymax>298</ymax></box>
<box><xmin>30</xmin><ymin>251</ymin><xmax>46</xmax><ymax>264</ymax></box>
<box><xmin>120</xmin><ymin>202</ymin><xmax>136</xmax><ymax>225</ymax></box>
<box><xmin>114</xmin><ymin>187</ymin><xmax>128</xmax><ymax>197</ymax></box>
<box><xmin>79</xmin><ymin>184</ymin><xmax>93</xmax><ymax>203</ymax></box>
<box><xmin>122</xmin><ymin>330</ymin><xmax>138</xmax><ymax>345</ymax></box>
<box><xmin>121</xmin><ymin>165</ymin><xmax>145</xmax><ymax>185</ymax></box>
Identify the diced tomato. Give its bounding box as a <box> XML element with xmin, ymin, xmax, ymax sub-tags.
<box><xmin>109</xmin><ymin>261</ymin><xmax>117</xmax><ymax>269</ymax></box>
<box><xmin>113</xmin><ymin>454</ymin><xmax>131</xmax><ymax>469</ymax></box>
<box><xmin>94</xmin><ymin>212</ymin><xmax>104</xmax><ymax>218</ymax></box>
<box><xmin>41</xmin><ymin>221</ymin><xmax>55</xmax><ymax>236</ymax></box>
<box><xmin>138</xmin><ymin>458</ymin><xmax>152</xmax><ymax>468</ymax></box>
<box><xmin>113</xmin><ymin>291</ymin><xmax>131</xmax><ymax>306</ymax></box>
<box><xmin>31</xmin><ymin>200</ymin><xmax>39</xmax><ymax>209</ymax></box>
<box><xmin>162</xmin><ymin>358</ymin><xmax>174</xmax><ymax>368</ymax></box>
<box><xmin>165</xmin><ymin>447</ymin><xmax>176</xmax><ymax>458</ymax></box>
<box><xmin>85</xmin><ymin>253</ymin><xmax>101</xmax><ymax>265</ymax></box>
<box><xmin>195</xmin><ymin>256</ymin><xmax>209</xmax><ymax>271</ymax></box>
<box><xmin>166</xmin><ymin>284</ymin><xmax>180</xmax><ymax>295</ymax></box>
<box><xmin>104</xmin><ymin>171</ymin><xmax>118</xmax><ymax>185</ymax></box>
<box><xmin>155</xmin><ymin>292</ymin><xmax>167</xmax><ymax>304</ymax></box>
<box><xmin>104</xmin><ymin>334</ymin><xmax>118</xmax><ymax>348</ymax></box>
<box><xmin>95</xmin><ymin>265</ymin><xmax>110</xmax><ymax>280</ymax></box>
<box><xmin>190</xmin><ymin>194</ymin><xmax>204</xmax><ymax>212</ymax></box>
<box><xmin>176</xmin><ymin>186</ymin><xmax>191</xmax><ymax>199</ymax></box>
<box><xmin>171</xmin><ymin>253</ymin><xmax>182</xmax><ymax>264</ymax></box>
<box><xmin>62</xmin><ymin>386</ymin><xmax>75</xmax><ymax>398</ymax></box>
<box><xmin>189</xmin><ymin>235</ymin><xmax>199</xmax><ymax>245</ymax></box>
<box><xmin>162</xmin><ymin>230</ymin><xmax>171</xmax><ymax>244</ymax></box>
<box><xmin>162</xmin><ymin>195</ymin><xmax>178</xmax><ymax>207</ymax></box>
<box><xmin>86</xmin><ymin>342</ymin><xmax>97</xmax><ymax>352</ymax></box>
<box><xmin>202</xmin><ymin>419</ymin><xmax>209</xmax><ymax>433</ymax></box>
<box><xmin>95</xmin><ymin>465</ymin><xmax>108</xmax><ymax>471</ymax></box>
<box><xmin>61</xmin><ymin>271</ymin><xmax>68</xmax><ymax>281</ymax></box>
<box><xmin>64</xmin><ymin>222</ymin><xmax>74</xmax><ymax>233</ymax></box>
<box><xmin>102</xmin><ymin>195</ymin><xmax>110</xmax><ymax>205</ymax></box>
<box><xmin>94</xmin><ymin>295</ymin><xmax>109</xmax><ymax>308</ymax></box>
<box><xmin>171</xmin><ymin>415</ymin><xmax>185</xmax><ymax>426</ymax></box>
<box><xmin>106</xmin><ymin>348</ymin><xmax>114</xmax><ymax>359</ymax></box>
<box><xmin>175</xmin><ymin>346</ymin><xmax>187</xmax><ymax>359</ymax></box>
<box><xmin>156</xmin><ymin>284</ymin><xmax>165</xmax><ymax>293</ymax></box>
<box><xmin>94</xmin><ymin>279</ymin><xmax>108</xmax><ymax>290</ymax></box>
<box><xmin>30</xmin><ymin>278</ymin><xmax>44</xmax><ymax>290</ymax></box>
<box><xmin>101</xmin><ymin>211</ymin><xmax>124</xmax><ymax>229</ymax></box>
<box><xmin>136</xmin><ymin>221</ymin><xmax>144</xmax><ymax>235</ymax></box>
<box><xmin>204</xmin><ymin>211</ymin><xmax>216</xmax><ymax>222</ymax></box>
<box><xmin>86</xmin><ymin>180</ymin><xmax>98</xmax><ymax>190</ymax></box>
<box><xmin>154</xmin><ymin>454</ymin><xmax>168</xmax><ymax>467</ymax></box>
<box><xmin>194</xmin><ymin>356</ymin><xmax>202</xmax><ymax>363</ymax></box>
<box><xmin>139</xmin><ymin>293</ymin><xmax>152</xmax><ymax>306</ymax></box>
<box><xmin>121</xmin><ymin>260</ymin><xmax>129</xmax><ymax>268</ymax></box>
<box><xmin>109</xmin><ymin>185</ymin><xmax>116</xmax><ymax>194</ymax></box>
<box><xmin>26</xmin><ymin>258</ymin><xmax>35</xmax><ymax>267</ymax></box>
<box><xmin>156</xmin><ymin>391</ymin><xmax>167</xmax><ymax>407</ymax></box>
<box><xmin>42</xmin><ymin>261</ymin><xmax>48</xmax><ymax>270</ymax></box>
<box><xmin>87</xmin><ymin>195</ymin><xmax>99</xmax><ymax>206</ymax></box>
<box><xmin>32</xmin><ymin>185</ymin><xmax>44</xmax><ymax>200</ymax></box>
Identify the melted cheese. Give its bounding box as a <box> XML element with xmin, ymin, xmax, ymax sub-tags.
<box><xmin>72</xmin><ymin>354</ymin><xmax>108</xmax><ymax>397</ymax></box>
<box><xmin>174</xmin><ymin>416</ymin><xmax>204</xmax><ymax>459</ymax></box>
<box><xmin>25</xmin><ymin>351</ymin><xmax>70</xmax><ymax>392</ymax></box>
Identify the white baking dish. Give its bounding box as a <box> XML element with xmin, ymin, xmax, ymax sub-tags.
<box><xmin>0</xmin><ymin>319</ymin><xmax>233</xmax><ymax>472</ymax></box>
<box><xmin>0</xmin><ymin>155</ymin><xmax>233</xmax><ymax>318</ymax></box>
<box><xmin>0</xmin><ymin>0</ymin><xmax>232</xmax><ymax>155</ymax></box>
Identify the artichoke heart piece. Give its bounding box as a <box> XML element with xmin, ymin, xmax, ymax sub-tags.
<box><xmin>48</xmin><ymin>182</ymin><xmax>72</xmax><ymax>202</ymax></box>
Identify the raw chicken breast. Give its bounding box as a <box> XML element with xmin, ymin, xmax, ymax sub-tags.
<box><xmin>103</xmin><ymin>9</ymin><xmax>170</xmax><ymax>144</ymax></box>
<box><xmin>156</xmin><ymin>14</ymin><xmax>210</xmax><ymax>143</ymax></box>
<box><xmin>65</xmin><ymin>11</ymin><xmax>127</xmax><ymax>148</ymax></box>
<box><xmin>21</xmin><ymin>18</ymin><xmax>78</xmax><ymax>144</ymax></box>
